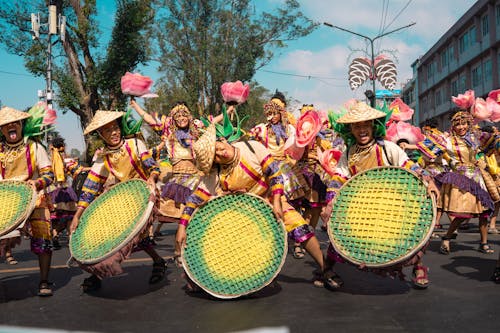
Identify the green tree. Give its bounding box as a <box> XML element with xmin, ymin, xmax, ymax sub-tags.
<box><xmin>0</xmin><ymin>0</ymin><xmax>154</xmax><ymax>160</ymax></box>
<box><xmin>153</xmin><ymin>0</ymin><xmax>317</xmax><ymax>117</ymax></box>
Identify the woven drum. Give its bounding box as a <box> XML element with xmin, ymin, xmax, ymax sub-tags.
<box><xmin>328</xmin><ymin>167</ymin><xmax>436</xmax><ymax>268</ymax></box>
<box><xmin>70</xmin><ymin>179</ymin><xmax>153</xmax><ymax>264</ymax></box>
<box><xmin>0</xmin><ymin>180</ymin><xmax>37</xmax><ymax>237</ymax></box>
<box><xmin>182</xmin><ymin>193</ymin><xmax>287</xmax><ymax>299</ymax></box>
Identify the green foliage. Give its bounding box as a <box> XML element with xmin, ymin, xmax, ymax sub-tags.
<box><xmin>121</xmin><ymin>108</ymin><xmax>143</xmax><ymax>137</ymax></box>
<box><xmin>154</xmin><ymin>0</ymin><xmax>317</xmax><ymax>115</ymax></box>
<box><xmin>97</xmin><ymin>0</ymin><xmax>155</xmax><ymax>110</ymax></box>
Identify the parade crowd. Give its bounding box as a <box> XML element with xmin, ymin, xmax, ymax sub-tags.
<box><xmin>1</xmin><ymin>81</ymin><xmax>500</xmax><ymax>297</ymax></box>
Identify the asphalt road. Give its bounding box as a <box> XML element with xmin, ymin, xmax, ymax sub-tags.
<box><xmin>0</xmin><ymin>220</ymin><xmax>499</xmax><ymax>333</ymax></box>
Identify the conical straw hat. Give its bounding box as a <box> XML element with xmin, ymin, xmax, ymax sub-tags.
<box><xmin>193</xmin><ymin>124</ymin><xmax>216</xmax><ymax>174</ymax></box>
<box><xmin>0</xmin><ymin>107</ymin><xmax>31</xmax><ymax>127</ymax></box>
<box><xmin>84</xmin><ymin>110</ymin><xmax>125</xmax><ymax>135</ymax></box>
<box><xmin>336</xmin><ymin>101</ymin><xmax>386</xmax><ymax>124</ymax></box>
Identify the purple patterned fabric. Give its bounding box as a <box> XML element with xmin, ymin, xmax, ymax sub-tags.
<box><xmin>50</xmin><ymin>186</ymin><xmax>78</xmax><ymax>203</ymax></box>
<box><xmin>31</xmin><ymin>238</ymin><xmax>52</xmax><ymax>255</ymax></box>
<box><xmin>175</xmin><ymin>128</ymin><xmax>192</xmax><ymax>148</ymax></box>
<box><xmin>435</xmin><ymin>171</ymin><xmax>495</xmax><ymax>212</ymax></box>
<box><xmin>161</xmin><ymin>182</ymin><xmax>192</xmax><ymax>203</ymax></box>
<box><xmin>270</xmin><ymin>124</ymin><xmax>288</xmax><ymax>145</ymax></box>
<box><xmin>288</xmin><ymin>224</ymin><xmax>314</xmax><ymax>243</ymax></box>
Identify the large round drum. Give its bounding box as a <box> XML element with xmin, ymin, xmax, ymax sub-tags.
<box><xmin>0</xmin><ymin>180</ymin><xmax>37</xmax><ymax>237</ymax></box>
<box><xmin>70</xmin><ymin>179</ymin><xmax>154</xmax><ymax>264</ymax></box>
<box><xmin>328</xmin><ymin>167</ymin><xmax>436</xmax><ymax>268</ymax></box>
<box><xmin>182</xmin><ymin>193</ymin><xmax>287</xmax><ymax>299</ymax></box>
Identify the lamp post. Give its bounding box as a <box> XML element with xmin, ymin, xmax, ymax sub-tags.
<box><xmin>323</xmin><ymin>22</ymin><xmax>416</xmax><ymax>107</ymax></box>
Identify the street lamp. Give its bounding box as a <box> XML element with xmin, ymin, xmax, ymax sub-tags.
<box><xmin>323</xmin><ymin>21</ymin><xmax>416</xmax><ymax>107</ymax></box>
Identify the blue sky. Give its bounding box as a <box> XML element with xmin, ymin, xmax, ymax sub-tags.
<box><xmin>0</xmin><ymin>0</ymin><xmax>476</xmax><ymax>152</ymax></box>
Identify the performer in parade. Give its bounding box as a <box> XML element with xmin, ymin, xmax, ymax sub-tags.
<box><xmin>175</xmin><ymin>110</ymin><xmax>337</xmax><ymax>292</ymax></box>
<box><xmin>328</xmin><ymin>101</ymin><xmax>440</xmax><ymax>290</ymax></box>
<box><xmin>0</xmin><ymin>106</ymin><xmax>55</xmax><ymax>296</ymax></box>
<box><xmin>249</xmin><ymin>91</ymin><xmax>309</xmax><ymax>259</ymax></box>
<box><xmin>70</xmin><ymin>110</ymin><xmax>165</xmax><ymax>292</ymax></box>
<box><xmin>430</xmin><ymin>109</ymin><xmax>495</xmax><ymax>255</ymax></box>
<box><xmin>48</xmin><ymin>136</ymin><xmax>88</xmax><ymax>250</ymax></box>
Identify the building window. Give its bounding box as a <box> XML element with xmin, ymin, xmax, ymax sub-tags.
<box><xmin>441</xmin><ymin>49</ymin><xmax>448</xmax><ymax>68</ymax></box>
<box><xmin>435</xmin><ymin>89</ymin><xmax>442</xmax><ymax>107</ymax></box>
<box><xmin>459</xmin><ymin>74</ymin><xmax>467</xmax><ymax>92</ymax></box>
<box><xmin>451</xmin><ymin>79</ymin><xmax>459</xmax><ymax>97</ymax></box>
<box><xmin>459</xmin><ymin>31</ymin><xmax>469</xmax><ymax>53</ymax></box>
<box><xmin>449</xmin><ymin>45</ymin><xmax>454</xmax><ymax>61</ymax></box>
<box><xmin>497</xmin><ymin>5</ymin><xmax>500</xmax><ymax>25</ymax></box>
<box><xmin>427</xmin><ymin>62</ymin><xmax>435</xmax><ymax>78</ymax></box>
<box><xmin>469</xmin><ymin>26</ymin><xmax>476</xmax><ymax>44</ymax></box>
<box><xmin>484</xmin><ymin>58</ymin><xmax>492</xmax><ymax>82</ymax></box>
<box><xmin>472</xmin><ymin>65</ymin><xmax>482</xmax><ymax>87</ymax></box>
<box><xmin>482</xmin><ymin>15</ymin><xmax>489</xmax><ymax>36</ymax></box>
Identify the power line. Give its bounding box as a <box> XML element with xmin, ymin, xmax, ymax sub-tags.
<box><xmin>382</xmin><ymin>0</ymin><xmax>413</xmax><ymax>34</ymax></box>
<box><xmin>260</xmin><ymin>69</ymin><xmax>345</xmax><ymax>81</ymax></box>
<box><xmin>0</xmin><ymin>69</ymin><xmax>37</xmax><ymax>78</ymax></box>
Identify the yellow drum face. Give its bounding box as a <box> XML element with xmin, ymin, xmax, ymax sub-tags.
<box><xmin>70</xmin><ymin>179</ymin><xmax>151</xmax><ymax>263</ymax></box>
<box><xmin>183</xmin><ymin>193</ymin><xmax>287</xmax><ymax>299</ymax></box>
<box><xmin>329</xmin><ymin>167</ymin><xmax>435</xmax><ymax>267</ymax></box>
<box><xmin>0</xmin><ymin>181</ymin><xmax>35</xmax><ymax>237</ymax></box>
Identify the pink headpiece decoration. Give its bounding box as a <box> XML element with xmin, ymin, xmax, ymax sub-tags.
<box><xmin>451</xmin><ymin>90</ymin><xmax>475</xmax><ymax>109</ymax></box>
<box><xmin>386</xmin><ymin>121</ymin><xmax>425</xmax><ymax>145</ymax></box>
<box><xmin>220</xmin><ymin>81</ymin><xmax>250</xmax><ymax>105</ymax></box>
<box><xmin>389</xmin><ymin>97</ymin><xmax>414</xmax><ymax>122</ymax></box>
<box><xmin>317</xmin><ymin>147</ymin><xmax>342</xmax><ymax>176</ymax></box>
<box><xmin>121</xmin><ymin>72</ymin><xmax>158</xmax><ymax>98</ymax></box>
<box><xmin>295</xmin><ymin>110</ymin><xmax>322</xmax><ymax>147</ymax></box>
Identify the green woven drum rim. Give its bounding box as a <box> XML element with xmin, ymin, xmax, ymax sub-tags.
<box><xmin>328</xmin><ymin>166</ymin><xmax>436</xmax><ymax>268</ymax></box>
<box><xmin>182</xmin><ymin>193</ymin><xmax>287</xmax><ymax>299</ymax></box>
<box><xmin>70</xmin><ymin>179</ymin><xmax>153</xmax><ymax>264</ymax></box>
<box><xmin>0</xmin><ymin>180</ymin><xmax>37</xmax><ymax>237</ymax></box>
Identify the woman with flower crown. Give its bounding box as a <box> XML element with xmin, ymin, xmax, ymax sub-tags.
<box><xmin>249</xmin><ymin>92</ymin><xmax>309</xmax><ymax>259</ymax></box>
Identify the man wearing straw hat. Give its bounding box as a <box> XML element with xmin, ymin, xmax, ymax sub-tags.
<box><xmin>70</xmin><ymin>110</ymin><xmax>166</xmax><ymax>292</ymax></box>
<box><xmin>0</xmin><ymin>106</ymin><xmax>55</xmax><ymax>296</ymax></box>
<box><xmin>175</xmin><ymin>115</ymin><xmax>339</xmax><ymax>292</ymax></box>
<box><xmin>329</xmin><ymin>101</ymin><xmax>440</xmax><ymax>289</ymax></box>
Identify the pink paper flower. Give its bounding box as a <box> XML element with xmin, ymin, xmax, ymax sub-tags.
<box><xmin>488</xmin><ymin>89</ymin><xmax>500</xmax><ymax>103</ymax></box>
<box><xmin>389</xmin><ymin>97</ymin><xmax>414</xmax><ymax>121</ymax></box>
<box><xmin>486</xmin><ymin>97</ymin><xmax>500</xmax><ymax>122</ymax></box>
<box><xmin>284</xmin><ymin>136</ymin><xmax>305</xmax><ymax>160</ymax></box>
<box><xmin>295</xmin><ymin>110</ymin><xmax>322</xmax><ymax>147</ymax></box>
<box><xmin>452</xmin><ymin>90</ymin><xmax>475</xmax><ymax>109</ymax></box>
<box><xmin>317</xmin><ymin>147</ymin><xmax>342</xmax><ymax>176</ymax></box>
<box><xmin>386</xmin><ymin>121</ymin><xmax>424</xmax><ymax>144</ymax></box>
<box><xmin>472</xmin><ymin>97</ymin><xmax>493</xmax><ymax>120</ymax></box>
<box><xmin>220</xmin><ymin>81</ymin><xmax>250</xmax><ymax>105</ymax></box>
<box><xmin>121</xmin><ymin>72</ymin><xmax>158</xmax><ymax>98</ymax></box>
<box><xmin>42</xmin><ymin>107</ymin><xmax>57</xmax><ymax>125</ymax></box>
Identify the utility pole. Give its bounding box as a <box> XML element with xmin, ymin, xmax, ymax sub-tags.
<box><xmin>31</xmin><ymin>0</ymin><xmax>66</xmax><ymax>111</ymax></box>
<box><xmin>323</xmin><ymin>22</ymin><xmax>415</xmax><ymax>107</ymax></box>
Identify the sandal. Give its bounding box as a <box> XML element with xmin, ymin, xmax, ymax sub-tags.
<box><xmin>38</xmin><ymin>281</ymin><xmax>53</xmax><ymax>297</ymax></box>
<box><xmin>488</xmin><ymin>227</ymin><xmax>499</xmax><ymax>234</ymax></box>
<box><xmin>5</xmin><ymin>255</ymin><xmax>18</xmax><ymax>265</ymax></box>
<box><xmin>439</xmin><ymin>236</ymin><xmax>451</xmax><ymax>255</ymax></box>
<box><xmin>412</xmin><ymin>265</ymin><xmax>429</xmax><ymax>289</ymax></box>
<box><xmin>292</xmin><ymin>245</ymin><xmax>305</xmax><ymax>259</ymax></box>
<box><xmin>492</xmin><ymin>267</ymin><xmax>500</xmax><ymax>284</ymax></box>
<box><xmin>478</xmin><ymin>243</ymin><xmax>494</xmax><ymax>254</ymax></box>
<box><xmin>323</xmin><ymin>271</ymin><xmax>344</xmax><ymax>291</ymax></box>
<box><xmin>81</xmin><ymin>275</ymin><xmax>101</xmax><ymax>293</ymax></box>
<box><xmin>149</xmin><ymin>259</ymin><xmax>167</xmax><ymax>284</ymax></box>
